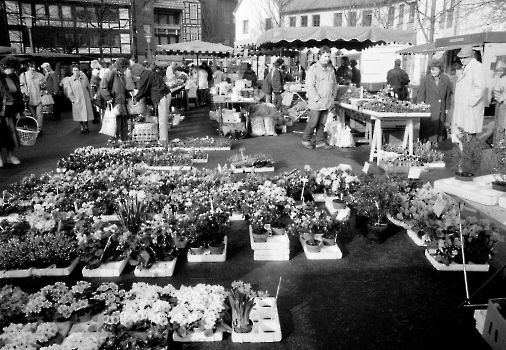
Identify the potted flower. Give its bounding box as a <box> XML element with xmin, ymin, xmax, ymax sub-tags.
<box><xmin>287</xmin><ymin>202</ymin><xmax>324</xmax><ymax>252</ymax></box>
<box><xmin>320</xmin><ymin>212</ymin><xmax>350</xmax><ymax>246</ymax></box>
<box><xmin>169</xmin><ymin>284</ymin><xmax>227</xmax><ymax>339</ymax></box>
<box><xmin>348</xmin><ymin>173</ymin><xmax>400</xmax><ymax>242</ymax></box>
<box><xmin>426</xmin><ymin>216</ymin><xmax>503</xmax><ymax>266</ymax></box>
<box><xmin>0</xmin><ymin>285</ymin><xmax>29</xmax><ymax>328</ymax></box>
<box><xmin>491</xmin><ymin>135</ymin><xmax>506</xmax><ymax>191</ymax></box>
<box><xmin>272</xmin><ymin>165</ymin><xmax>317</xmax><ymax>202</ymax></box>
<box><xmin>315</xmin><ymin>165</ymin><xmax>358</xmax><ymax>208</ymax></box>
<box><xmin>194</xmin><ymin>209</ymin><xmax>230</xmax><ymax>254</ymax></box>
<box><xmin>452</xmin><ymin>128</ymin><xmax>483</xmax><ymax>180</ymax></box>
<box><xmin>228</xmin><ymin>281</ymin><xmax>269</xmax><ymax>334</ymax></box>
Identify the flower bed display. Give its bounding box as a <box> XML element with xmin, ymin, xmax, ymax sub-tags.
<box><xmin>170</xmin><ymin>137</ymin><xmax>232</xmax><ymax>150</ymax></box>
<box><xmin>229</xmin><ymin>151</ymin><xmax>275</xmax><ymax>173</ymax></box>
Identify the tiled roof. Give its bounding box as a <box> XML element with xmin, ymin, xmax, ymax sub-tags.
<box><xmin>154</xmin><ymin>0</ymin><xmax>185</xmax><ymax>10</ymax></box>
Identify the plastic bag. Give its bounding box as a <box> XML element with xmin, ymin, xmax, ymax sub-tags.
<box><xmin>263</xmin><ymin>116</ymin><xmax>276</xmax><ymax>136</ymax></box>
<box><xmin>282</xmin><ymin>91</ymin><xmax>293</xmax><ymax>106</ymax></box>
<box><xmin>40</xmin><ymin>94</ymin><xmax>54</xmax><ymax>106</ymax></box>
<box><xmin>251</xmin><ymin>117</ymin><xmax>266</xmax><ymax>136</ymax></box>
<box><xmin>99</xmin><ymin>104</ymin><xmax>118</xmax><ymax>137</ymax></box>
<box><xmin>127</xmin><ymin>97</ymin><xmax>146</xmax><ymax>115</ymax></box>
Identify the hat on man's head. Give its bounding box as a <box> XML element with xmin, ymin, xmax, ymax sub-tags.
<box><xmin>458</xmin><ymin>45</ymin><xmax>474</xmax><ymax>58</ymax></box>
<box><xmin>41</xmin><ymin>62</ymin><xmax>51</xmax><ymax>70</ymax></box>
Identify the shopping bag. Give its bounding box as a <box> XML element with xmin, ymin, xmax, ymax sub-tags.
<box><xmin>281</xmin><ymin>91</ymin><xmax>293</xmax><ymax>106</ymax></box>
<box><xmin>251</xmin><ymin>117</ymin><xmax>266</xmax><ymax>136</ymax></box>
<box><xmin>263</xmin><ymin>116</ymin><xmax>276</xmax><ymax>136</ymax></box>
<box><xmin>40</xmin><ymin>94</ymin><xmax>54</xmax><ymax>106</ymax></box>
<box><xmin>99</xmin><ymin>104</ymin><xmax>118</xmax><ymax>137</ymax></box>
<box><xmin>127</xmin><ymin>97</ymin><xmax>146</xmax><ymax>115</ymax></box>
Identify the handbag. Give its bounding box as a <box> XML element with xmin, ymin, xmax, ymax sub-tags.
<box><xmin>99</xmin><ymin>104</ymin><xmax>118</xmax><ymax>137</ymax></box>
<box><xmin>40</xmin><ymin>89</ymin><xmax>54</xmax><ymax>106</ymax></box>
<box><xmin>127</xmin><ymin>97</ymin><xmax>146</xmax><ymax>115</ymax></box>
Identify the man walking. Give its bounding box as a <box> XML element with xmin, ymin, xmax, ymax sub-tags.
<box><xmin>302</xmin><ymin>46</ymin><xmax>338</xmax><ymax>150</ymax></box>
<box><xmin>386</xmin><ymin>59</ymin><xmax>410</xmax><ymax>101</ymax></box>
<box><xmin>41</xmin><ymin>62</ymin><xmax>60</xmax><ymax>120</ymax></box>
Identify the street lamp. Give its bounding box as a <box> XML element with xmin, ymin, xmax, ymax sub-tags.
<box><xmin>143</xmin><ymin>24</ymin><xmax>152</xmax><ymax>60</ymax></box>
<box><xmin>23</xmin><ymin>14</ymin><xmax>34</xmax><ymax>53</ymax></box>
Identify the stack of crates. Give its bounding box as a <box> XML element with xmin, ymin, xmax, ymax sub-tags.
<box><xmin>249</xmin><ymin>226</ymin><xmax>290</xmax><ymax>261</ymax></box>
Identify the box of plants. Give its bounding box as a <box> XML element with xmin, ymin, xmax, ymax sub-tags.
<box><xmin>378</xmin><ymin>154</ymin><xmax>427</xmax><ymax>174</ymax></box>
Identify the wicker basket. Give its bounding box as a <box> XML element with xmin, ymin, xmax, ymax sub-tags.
<box><xmin>131</xmin><ymin>122</ymin><xmax>158</xmax><ymax>141</ymax></box>
<box><xmin>16</xmin><ymin>117</ymin><xmax>39</xmax><ymax>146</ymax></box>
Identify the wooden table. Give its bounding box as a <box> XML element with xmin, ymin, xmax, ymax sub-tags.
<box><xmin>335</xmin><ymin>102</ymin><xmax>430</xmax><ymax>163</ymax></box>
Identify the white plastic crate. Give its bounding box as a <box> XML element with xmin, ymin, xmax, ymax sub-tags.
<box><xmin>433</xmin><ymin>177</ymin><xmax>504</xmax><ymax>206</ymax></box>
<box><xmin>232</xmin><ymin>297</ymin><xmax>282</xmax><ymax>343</ymax></box>
<box><xmin>222</xmin><ymin>111</ymin><xmax>242</xmax><ymax>123</ymax></box>
<box><xmin>134</xmin><ymin>259</ymin><xmax>177</xmax><ymax>277</ymax></box>
<box><xmin>131</xmin><ymin>123</ymin><xmax>158</xmax><ymax>141</ymax></box>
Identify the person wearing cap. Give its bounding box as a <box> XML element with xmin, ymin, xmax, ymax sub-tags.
<box><xmin>452</xmin><ymin>45</ymin><xmax>487</xmax><ymax>137</ymax></box>
<box><xmin>386</xmin><ymin>59</ymin><xmax>410</xmax><ymax>101</ymax></box>
<box><xmin>41</xmin><ymin>63</ymin><xmax>60</xmax><ymax>120</ymax></box>
<box><xmin>302</xmin><ymin>45</ymin><xmax>338</xmax><ymax>150</ymax></box>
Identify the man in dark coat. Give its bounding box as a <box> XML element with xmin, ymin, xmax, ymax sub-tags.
<box><xmin>386</xmin><ymin>59</ymin><xmax>410</xmax><ymax>101</ymax></box>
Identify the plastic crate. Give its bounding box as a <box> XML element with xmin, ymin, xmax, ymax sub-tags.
<box><xmin>483</xmin><ymin>299</ymin><xmax>506</xmax><ymax>350</ymax></box>
<box><xmin>222</xmin><ymin>111</ymin><xmax>242</xmax><ymax>123</ymax></box>
<box><xmin>131</xmin><ymin>123</ymin><xmax>158</xmax><ymax>141</ymax></box>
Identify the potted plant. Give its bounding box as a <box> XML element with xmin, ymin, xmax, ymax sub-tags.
<box><xmin>348</xmin><ymin>173</ymin><xmax>400</xmax><ymax>242</ymax></box>
<box><xmin>287</xmin><ymin>202</ymin><xmax>324</xmax><ymax>252</ymax></box>
<box><xmin>271</xmin><ymin>166</ymin><xmax>317</xmax><ymax>202</ymax></box>
<box><xmin>491</xmin><ymin>134</ymin><xmax>506</xmax><ymax>191</ymax></box>
<box><xmin>315</xmin><ymin>166</ymin><xmax>358</xmax><ymax>208</ymax></box>
<box><xmin>321</xmin><ymin>212</ymin><xmax>350</xmax><ymax>246</ymax></box>
<box><xmin>228</xmin><ymin>281</ymin><xmax>269</xmax><ymax>334</ymax></box>
<box><xmin>194</xmin><ymin>209</ymin><xmax>230</xmax><ymax>254</ymax></box>
<box><xmin>452</xmin><ymin>128</ymin><xmax>483</xmax><ymax>180</ymax></box>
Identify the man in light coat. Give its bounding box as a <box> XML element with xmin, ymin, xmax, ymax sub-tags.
<box><xmin>452</xmin><ymin>45</ymin><xmax>487</xmax><ymax>136</ymax></box>
<box><xmin>302</xmin><ymin>46</ymin><xmax>338</xmax><ymax>149</ymax></box>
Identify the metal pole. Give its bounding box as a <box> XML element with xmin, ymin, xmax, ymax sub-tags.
<box><xmin>28</xmin><ymin>27</ymin><xmax>34</xmax><ymax>53</ymax></box>
<box><xmin>458</xmin><ymin>203</ymin><xmax>470</xmax><ymax>301</ymax></box>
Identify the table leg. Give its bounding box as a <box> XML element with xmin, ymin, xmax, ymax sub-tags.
<box><xmin>218</xmin><ymin>102</ymin><xmax>223</xmax><ymax>136</ymax></box>
<box><xmin>365</xmin><ymin>120</ymin><xmax>372</xmax><ymax>142</ymax></box>
<box><xmin>370</xmin><ymin>119</ymin><xmax>382</xmax><ymax>162</ymax></box>
<box><xmin>402</xmin><ymin>119</ymin><xmax>414</xmax><ymax>155</ymax></box>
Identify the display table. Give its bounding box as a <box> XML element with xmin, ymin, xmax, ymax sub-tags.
<box><xmin>335</xmin><ymin>102</ymin><xmax>430</xmax><ymax>162</ymax></box>
<box><xmin>212</xmin><ymin>94</ymin><xmax>260</xmax><ymax>135</ymax></box>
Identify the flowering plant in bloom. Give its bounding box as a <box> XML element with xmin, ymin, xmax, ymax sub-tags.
<box><xmin>40</xmin><ymin>331</ymin><xmax>103</xmax><ymax>350</ymax></box>
<box><xmin>119</xmin><ymin>283</ymin><xmax>175</xmax><ymax>332</ymax></box>
<box><xmin>0</xmin><ymin>285</ymin><xmax>29</xmax><ymax>328</ymax></box>
<box><xmin>271</xmin><ymin>165</ymin><xmax>317</xmax><ymax>200</ymax></box>
<box><xmin>22</xmin><ymin>282</ymin><xmax>90</xmax><ymax>321</ymax></box>
<box><xmin>92</xmin><ymin>282</ymin><xmax>125</xmax><ymax>318</ymax></box>
<box><xmin>228</xmin><ymin>281</ymin><xmax>269</xmax><ymax>333</ymax></box>
<box><xmin>169</xmin><ymin>284</ymin><xmax>227</xmax><ymax>337</ymax></box>
<box><xmin>315</xmin><ymin>165</ymin><xmax>358</xmax><ymax>199</ymax></box>
<box><xmin>0</xmin><ymin>322</ymin><xmax>58</xmax><ymax>350</ymax></box>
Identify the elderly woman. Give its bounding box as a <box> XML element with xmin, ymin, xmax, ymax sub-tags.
<box><xmin>66</xmin><ymin>64</ymin><xmax>94</xmax><ymax>133</ymax></box>
<box><xmin>416</xmin><ymin>58</ymin><xmax>452</xmax><ymax>142</ymax></box>
<box><xmin>19</xmin><ymin>61</ymin><xmax>45</xmax><ymax>133</ymax></box>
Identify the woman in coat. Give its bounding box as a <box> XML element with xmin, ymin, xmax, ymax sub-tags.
<box><xmin>19</xmin><ymin>61</ymin><xmax>45</xmax><ymax>132</ymax></box>
<box><xmin>416</xmin><ymin>59</ymin><xmax>452</xmax><ymax>143</ymax></box>
<box><xmin>452</xmin><ymin>45</ymin><xmax>487</xmax><ymax>137</ymax></box>
<box><xmin>67</xmin><ymin>64</ymin><xmax>94</xmax><ymax>133</ymax></box>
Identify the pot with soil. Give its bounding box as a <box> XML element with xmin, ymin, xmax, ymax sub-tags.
<box><xmin>366</xmin><ymin>221</ymin><xmax>389</xmax><ymax>242</ymax></box>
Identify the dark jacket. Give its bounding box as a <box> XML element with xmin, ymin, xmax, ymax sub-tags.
<box><xmin>386</xmin><ymin>67</ymin><xmax>410</xmax><ymax>101</ymax></box>
<box><xmin>242</xmin><ymin>69</ymin><xmax>258</xmax><ymax>87</ymax></box>
<box><xmin>99</xmin><ymin>69</ymin><xmax>128</xmax><ymax>114</ymax></box>
<box><xmin>336</xmin><ymin>65</ymin><xmax>352</xmax><ymax>85</ymax></box>
<box><xmin>271</xmin><ymin>68</ymin><xmax>284</xmax><ymax>94</ymax></box>
<box><xmin>135</xmin><ymin>70</ymin><xmax>170</xmax><ymax>106</ymax></box>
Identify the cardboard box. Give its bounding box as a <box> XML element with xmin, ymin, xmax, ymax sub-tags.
<box><xmin>222</xmin><ymin>111</ymin><xmax>242</xmax><ymax>123</ymax></box>
<box><xmin>483</xmin><ymin>299</ymin><xmax>506</xmax><ymax>350</ymax></box>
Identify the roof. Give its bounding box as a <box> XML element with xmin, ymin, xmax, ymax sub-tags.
<box><xmin>154</xmin><ymin>0</ymin><xmax>185</xmax><ymax>10</ymax></box>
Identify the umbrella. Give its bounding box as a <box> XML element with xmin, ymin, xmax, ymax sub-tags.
<box><xmin>256</xmin><ymin>26</ymin><xmax>417</xmax><ymax>51</ymax></box>
<box><xmin>158</xmin><ymin>40</ymin><xmax>234</xmax><ymax>57</ymax></box>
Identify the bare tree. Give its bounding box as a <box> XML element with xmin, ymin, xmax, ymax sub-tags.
<box><xmin>200</xmin><ymin>0</ymin><xmax>226</xmax><ymax>43</ymax></box>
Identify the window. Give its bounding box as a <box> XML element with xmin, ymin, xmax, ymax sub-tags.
<box><xmin>409</xmin><ymin>3</ymin><xmax>415</xmax><ymax>23</ymax></box>
<box><xmin>289</xmin><ymin>16</ymin><xmax>296</xmax><ymax>27</ymax></box>
<box><xmin>333</xmin><ymin>13</ymin><xmax>342</xmax><ymax>27</ymax></box>
<box><xmin>440</xmin><ymin>0</ymin><xmax>447</xmax><ymax>29</ymax></box>
<box><xmin>313</xmin><ymin>15</ymin><xmax>320</xmax><ymax>27</ymax></box>
<box><xmin>388</xmin><ymin>6</ymin><xmax>395</xmax><ymax>26</ymax></box>
<box><xmin>5</xmin><ymin>1</ymin><xmax>20</xmax><ymax>26</ymax></box>
<box><xmin>243</xmin><ymin>20</ymin><xmax>248</xmax><ymax>34</ymax></box>
<box><xmin>398</xmin><ymin>4</ymin><xmax>404</xmax><ymax>25</ymax></box>
<box><xmin>62</xmin><ymin>6</ymin><xmax>71</xmax><ymax>20</ymax></box>
<box><xmin>265</xmin><ymin>18</ymin><xmax>272</xmax><ymax>30</ymax></box>
<box><xmin>348</xmin><ymin>11</ymin><xmax>357</xmax><ymax>26</ymax></box>
<box><xmin>362</xmin><ymin>10</ymin><xmax>372</xmax><ymax>27</ymax></box>
<box><xmin>301</xmin><ymin>15</ymin><xmax>308</xmax><ymax>27</ymax></box>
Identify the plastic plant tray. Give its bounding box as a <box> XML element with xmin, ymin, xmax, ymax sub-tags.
<box><xmin>187</xmin><ymin>237</ymin><xmax>227</xmax><ymax>263</ymax></box>
<box><xmin>173</xmin><ymin>329</ymin><xmax>223</xmax><ymax>342</ymax></box>
<box><xmin>433</xmin><ymin>177</ymin><xmax>504</xmax><ymax>206</ymax></box>
<box><xmin>0</xmin><ymin>267</ymin><xmax>33</xmax><ymax>278</ymax></box>
<box><xmin>134</xmin><ymin>258</ymin><xmax>177</xmax><ymax>277</ymax></box>
<box><xmin>253</xmin><ymin>249</ymin><xmax>290</xmax><ymax>261</ymax></box>
<box><xmin>82</xmin><ymin>258</ymin><xmax>129</xmax><ymax>277</ymax></box>
<box><xmin>231</xmin><ymin>164</ymin><xmax>275</xmax><ymax>173</ymax></box>
<box><xmin>144</xmin><ymin>165</ymin><xmax>192</xmax><ymax>171</ymax></box>
<box><xmin>406</xmin><ymin>229</ymin><xmax>427</xmax><ymax>247</ymax></box>
<box><xmin>299</xmin><ymin>236</ymin><xmax>343</xmax><ymax>260</ymax></box>
<box><xmin>249</xmin><ymin>226</ymin><xmax>290</xmax><ymax>250</ymax></box>
<box><xmin>424</xmin><ymin>250</ymin><xmax>489</xmax><ymax>272</ymax></box>
<box><xmin>32</xmin><ymin>258</ymin><xmax>80</xmax><ymax>277</ymax></box>
<box><xmin>232</xmin><ymin>297</ymin><xmax>282</xmax><ymax>343</ymax></box>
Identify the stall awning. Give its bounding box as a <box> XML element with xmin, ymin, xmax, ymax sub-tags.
<box><xmin>396</xmin><ymin>42</ymin><xmax>440</xmax><ymax>54</ymax></box>
<box><xmin>435</xmin><ymin>31</ymin><xmax>506</xmax><ymax>49</ymax></box>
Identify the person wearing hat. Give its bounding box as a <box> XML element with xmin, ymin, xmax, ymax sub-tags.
<box><xmin>386</xmin><ymin>59</ymin><xmax>410</xmax><ymax>101</ymax></box>
<box><xmin>242</xmin><ymin>63</ymin><xmax>257</xmax><ymax>88</ymax></box>
<box><xmin>452</xmin><ymin>45</ymin><xmax>487</xmax><ymax>137</ymax></box>
<box><xmin>41</xmin><ymin>62</ymin><xmax>60</xmax><ymax>120</ymax></box>
<box><xmin>271</xmin><ymin>58</ymin><xmax>285</xmax><ymax>111</ymax></box>
<box><xmin>19</xmin><ymin>61</ymin><xmax>45</xmax><ymax>133</ymax></box>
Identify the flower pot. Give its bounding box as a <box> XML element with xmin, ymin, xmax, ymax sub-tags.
<box><xmin>366</xmin><ymin>222</ymin><xmax>389</xmax><ymax>242</ymax></box>
<box><xmin>252</xmin><ymin>231</ymin><xmax>268</xmax><ymax>243</ymax></box>
<box><xmin>322</xmin><ymin>237</ymin><xmax>336</xmax><ymax>246</ymax></box>
<box><xmin>173</xmin><ymin>237</ymin><xmax>188</xmax><ymax>249</ymax></box>
<box><xmin>209</xmin><ymin>241</ymin><xmax>226</xmax><ymax>255</ymax></box>
<box><xmin>233</xmin><ymin>319</ymin><xmax>253</xmax><ymax>334</ymax></box>
<box><xmin>332</xmin><ymin>199</ymin><xmax>346</xmax><ymax>210</ymax></box>
<box><xmin>455</xmin><ymin>171</ymin><xmax>474</xmax><ymax>181</ymax></box>
<box><xmin>304</xmin><ymin>239</ymin><xmax>323</xmax><ymax>253</ymax></box>
<box><xmin>189</xmin><ymin>242</ymin><xmax>205</xmax><ymax>255</ymax></box>
<box><xmin>271</xmin><ymin>226</ymin><xmax>286</xmax><ymax>235</ymax></box>
<box><xmin>492</xmin><ymin>181</ymin><xmax>506</xmax><ymax>192</ymax></box>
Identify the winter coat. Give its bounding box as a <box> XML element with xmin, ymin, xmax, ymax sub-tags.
<box><xmin>99</xmin><ymin>69</ymin><xmax>128</xmax><ymax>115</ymax></box>
<box><xmin>305</xmin><ymin>61</ymin><xmax>338</xmax><ymax>110</ymax></box>
<box><xmin>386</xmin><ymin>67</ymin><xmax>410</xmax><ymax>101</ymax></box>
<box><xmin>67</xmin><ymin>72</ymin><xmax>94</xmax><ymax>122</ymax></box>
<box><xmin>452</xmin><ymin>58</ymin><xmax>487</xmax><ymax>134</ymax></box>
<box><xmin>416</xmin><ymin>73</ymin><xmax>452</xmax><ymax>142</ymax></box>
<box><xmin>20</xmin><ymin>71</ymin><xmax>44</xmax><ymax>106</ymax></box>
<box><xmin>271</xmin><ymin>68</ymin><xmax>284</xmax><ymax>94</ymax></box>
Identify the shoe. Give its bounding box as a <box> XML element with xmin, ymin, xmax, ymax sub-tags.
<box><xmin>302</xmin><ymin>141</ymin><xmax>314</xmax><ymax>149</ymax></box>
<box><xmin>315</xmin><ymin>143</ymin><xmax>333</xmax><ymax>149</ymax></box>
<box><xmin>6</xmin><ymin>156</ymin><xmax>20</xmax><ymax>165</ymax></box>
